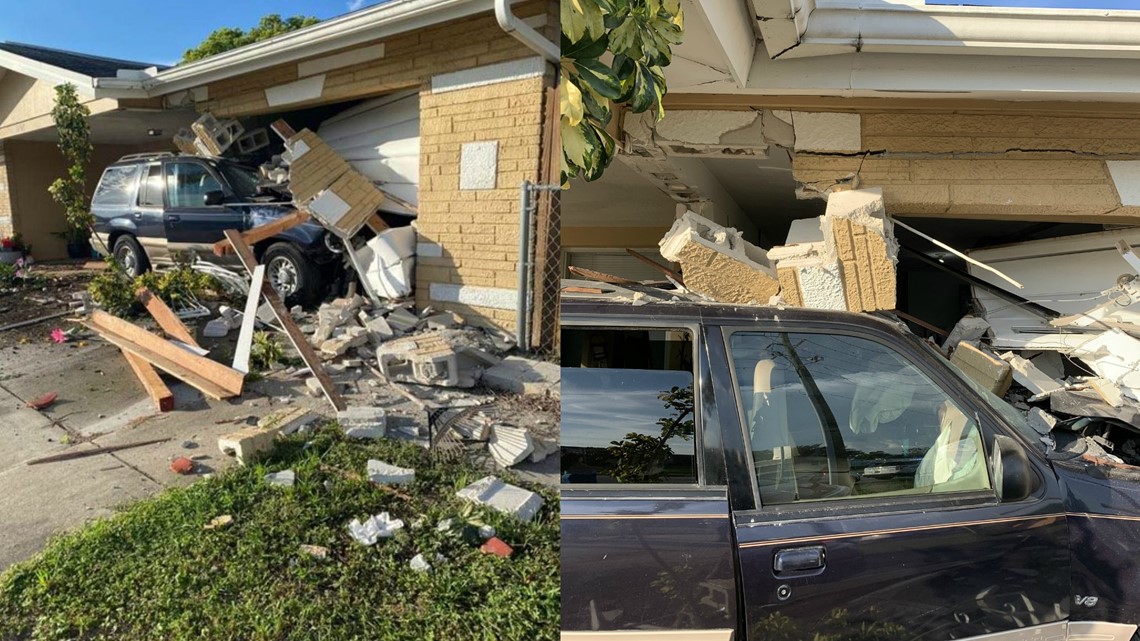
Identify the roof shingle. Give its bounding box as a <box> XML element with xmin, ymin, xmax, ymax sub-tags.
<box><xmin>0</xmin><ymin>42</ymin><xmax>167</xmax><ymax>78</ymax></box>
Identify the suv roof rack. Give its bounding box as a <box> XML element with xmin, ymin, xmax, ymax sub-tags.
<box><xmin>116</xmin><ymin>152</ymin><xmax>176</xmax><ymax>163</ymax></box>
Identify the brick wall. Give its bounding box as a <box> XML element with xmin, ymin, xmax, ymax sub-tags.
<box><xmin>0</xmin><ymin>142</ymin><xmax>12</xmax><ymax>239</ymax></box>
<box><xmin>789</xmin><ymin>111</ymin><xmax>1140</xmax><ymax>223</ymax></box>
<box><xmin>200</xmin><ymin>1</ymin><xmax>555</xmax><ymax>118</ymax></box>
<box><xmin>415</xmin><ymin>74</ymin><xmax>548</xmax><ymax>332</ymax></box>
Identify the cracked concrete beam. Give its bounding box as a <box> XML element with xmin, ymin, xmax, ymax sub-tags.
<box><xmin>792</xmin><ymin>112</ymin><xmax>861</xmax><ymax>153</ymax></box>
<box><xmin>660</xmin><ymin>211</ymin><xmax>781</xmax><ymax>304</ymax></box>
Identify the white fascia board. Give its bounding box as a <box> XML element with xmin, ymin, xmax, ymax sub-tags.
<box><xmin>752</xmin><ymin>0</ymin><xmax>814</xmax><ymax>58</ymax></box>
<box><xmin>690</xmin><ymin>0</ymin><xmax>756</xmax><ymax>88</ymax></box>
<box><xmin>671</xmin><ymin>48</ymin><xmax>1140</xmax><ymax>102</ymax></box>
<box><xmin>143</xmin><ymin>0</ymin><xmax>501</xmax><ymax>96</ymax></box>
<box><xmin>794</xmin><ymin>0</ymin><xmax>1140</xmax><ymax>59</ymax></box>
<box><xmin>0</xmin><ymin>50</ymin><xmax>96</xmax><ymax>97</ymax></box>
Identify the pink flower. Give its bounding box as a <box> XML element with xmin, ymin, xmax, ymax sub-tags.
<box><xmin>50</xmin><ymin>328</ymin><xmax>67</xmax><ymax>344</ymax></box>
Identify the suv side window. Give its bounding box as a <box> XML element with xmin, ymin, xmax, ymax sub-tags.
<box><xmin>561</xmin><ymin>326</ymin><xmax>697</xmax><ymax>485</ymax></box>
<box><xmin>728</xmin><ymin>331</ymin><xmax>991</xmax><ymax>505</ymax></box>
<box><xmin>92</xmin><ymin>165</ymin><xmax>142</xmax><ymax>208</ymax></box>
<box><xmin>165</xmin><ymin>162</ymin><xmax>223</xmax><ymax>209</ymax></box>
<box><xmin>137</xmin><ymin>165</ymin><xmax>164</xmax><ymax>208</ymax></box>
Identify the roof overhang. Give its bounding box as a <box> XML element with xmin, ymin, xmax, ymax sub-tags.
<box><xmin>0</xmin><ymin>48</ymin><xmax>100</xmax><ymax>98</ymax></box>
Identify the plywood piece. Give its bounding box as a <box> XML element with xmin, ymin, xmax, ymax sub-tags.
<box><xmin>122</xmin><ymin>350</ymin><xmax>174</xmax><ymax>412</ymax></box>
<box><xmin>213</xmin><ymin>210</ymin><xmax>309</xmax><ymax>256</ymax></box>
<box><xmin>84</xmin><ymin>310</ymin><xmax>243</xmax><ymax>399</ymax></box>
<box><xmin>136</xmin><ymin>288</ymin><xmax>198</xmax><ymax>348</ymax></box>
<box><xmin>224</xmin><ymin>230</ymin><xmax>346</xmax><ymax>411</ymax></box>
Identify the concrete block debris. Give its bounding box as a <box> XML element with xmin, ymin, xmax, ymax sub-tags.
<box><xmin>659</xmin><ymin>211</ymin><xmax>781</xmax><ymax>305</ymax></box>
<box><xmin>377</xmin><ymin>329</ymin><xmax>500</xmax><ymax>388</ymax></box>
<box><xmin>1001</xmin><ymin>352</ymin><xmax>1064</xmax><ymax>397</ymax></box>
<box><xmin>456</xmin><ymin>476</ymin><xmax>544</xmax><ymax>522</ymax></box>
<box><xmin>951</xmin><ymin>343</ymin><xmax>1013</xmax><ymax>396</ymax></box>
<box><xmin>189</xmin><ymin>112</ymin><xmax>244</xmax><ymax>157</ymax></box>
<box><xmin>204</xmin><ymin>515</ymin><xmax>234</xmax><ymax>530</ymax></box>
<box><xmin>821</xmin><ymin>187</ymin><xmax>898</xmax><ymax>312</ymax></box>
<box><xmin>366</xmin><ymin>459</ymin><xmax>415</xmax><ymax>485</ymax></box>
<box><xmin>337</xmin><ymin>407</ymin><xmax>386</xmax><ymax>439</ymax></box>
<box><xmin>265</xmin><ymin>470</ymin><xmax>295</xmax><ymax>487</ymax></box>
<box><xmin>1026</xmin><ymin>408</ymin><xmax>1058</xmax><ymax>435</ymax></box>
<box><xmin>768</xmin><ymin>217</ymin><xmax>845</xmax><ymax>310</ymax></box>
<box><xmin>483</xmin><ymin>356</ymin><xmax>560</xmax><ymax>397</ymax></box>
<box><xmin>488</xmin><ymin>425</ymin><xmax>534</xmax><ymax>468</ymax></box>
<box><xmin>218</xmin><ymin>424</ymin><xmax>283</xmax><ymax>465</ymax></box>
<box><xmin>943</xmin><ymin>316</ymin><xmax>992</xmax><ymax>354</ymax></box>
<box><xmin>348</xmin><ymin>512</ymin><xmax>404</xmax><ymax>545</ymax></box>
<box><xmin>258</xmin><ymin>407</ymin><xmax>318</xmax><ymax>435</ymax></box>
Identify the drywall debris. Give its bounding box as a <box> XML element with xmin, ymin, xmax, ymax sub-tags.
<box><xmin>488</xmin><ymin>425</ymin><xmax>535</xmax><ymax>468</ymax></box>
<box><xmin>338</xmin><ymin>407</ymin><xmax>387</xmax><ymax>439</ymax></box>
<box><xmin>659</xmin><ymin>211</ymin><xmax>781</xmax><ymax>305</ymax></box>
<box><xmin>821</xmin><ymin>188</ymin><xmax>897</xmax><ymax>312</ymax></box>
<box><xmin>265</xmin><ymin>470</ymin><xmax>295</xmax><ymax>487</ymax></box>
<box><xmin>951</xmin><ymin>343</ymin><xmax>1013</xmax><ymax>395</ymax></box>
<box><xmin>768</xmin><ymin>217</ymin><xmax>845</xmax><ymax>310</ymax></box>
<box><xmin>456</xmin><ymin>476</ymin><xmax>544</xmax><ymax>522</ymax></box>
<box><xmin>943</xmin><ymin>316</ymin><xmax>991</xmax><ymax>354</ymax></box>
<box><xmin>1001</xmin><ymin>352</ymin><xmax>1064</xmax><ymax>397</ymax></box>
<box><xmin>218</xmin><ymin>424</ymin><xmax>283</xmax><ymax>465</ymax></box>
<box><xmin>1070</xmin><ymin>329</ymin><xmax>1140</xmax><ymax>402</ymax></box>
<box><xmin>348</xmin><ymin>512</ymin><xmax>405</xmax><ymax>545</ymax></box>
<box><xmin>355</xmin><ymin>226</ymin><xmax>417</xmax><ymax>299</ymax></box>
<box><xmin>409</xmin><ymin>553</ymin><xmax>432</xmax><ymax>572</ymax></box>
<box><xmin>367</xmin><ymin>459</ymin><xmax>415</xmax><ymax>485</ymax></box>
<box><xmin>1026</xmin><ymin>408</ymin><xmax>1058</xmax><ymax>435</ymax></box>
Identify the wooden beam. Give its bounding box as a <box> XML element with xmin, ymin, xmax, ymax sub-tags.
<box><xmin>122</xmin><ymin>351</ymin><xmax>174</xmax><ymax>412</ymax></box>
<box><xmin>562</xmin><ymin>286</ymin><xmax>606</xmax><ymax>294</ymax></box>
<box><xmin>213</xmin><ymin>210</ymin><xmax>309</xmax><ymax>256</ymax></box>
<box><xmin>83</xmin><ymin>310</ymin><xmax>243</xmax><ymax>399</ymax></box>
<box><xmin>365</xmin><ymin>213</ymin><xmax>389</xmax><ymax>234</ymax></box>
<box><xmin>891</xmin><ymin>309</ymin><xmax>950</xmax><ymax>339</ymax></box>
<box><xmin>136</xmin><ymin>288</ymin><xmax>199</xmax><ymax>348</ymax></box>
<box><xmin>568</xmin><ymin>265</ymin><xmax>640</xmax><ymax>286</ymax></box>
<box><xmin>224</xmin><ymin>229</ymin><xmax>347</xmax><ymax>411</ymax></box>
<box><xmin>270</xmin><ymin>119</ymin><xmax>297</xmax><ymax>141</ymax></box>
<box><xmin>625</xmin><ymin>249</ymin><xmax>684</xmax><ymax>285</ymax></box>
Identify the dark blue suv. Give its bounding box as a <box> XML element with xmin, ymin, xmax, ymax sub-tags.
<box><xmin>90</xmin><ymin>153</ymin><xmax>339</xmax><ymax>305</ymax></box>
<box><xmin>561</xmin><ymin>294</ymin><xmax>1140</xmax><ymax>641</ymax></box>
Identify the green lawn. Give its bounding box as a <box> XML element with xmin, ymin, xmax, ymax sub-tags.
<box><xmin>0</xmin><ymin>425</ymin><xmax>559</xmax><ymax>641</ymax></box>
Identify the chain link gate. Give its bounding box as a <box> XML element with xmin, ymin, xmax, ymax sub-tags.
<box><xmin>519</xmin><ymin>181</ymin><xmax>560</xmax><ymax>356</ymax></box>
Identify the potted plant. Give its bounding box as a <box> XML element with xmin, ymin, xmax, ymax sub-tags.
<box><xmin>0</xmin><ymin>234</ymin><xmax>30</xmax><ymax>265</ymax></box>
<box><xmin>53</xmin><ymin>227</ymin><xmax>90</xmax><ymax>259</ymax></box>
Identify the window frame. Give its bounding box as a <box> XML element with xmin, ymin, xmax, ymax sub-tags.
<box><xmin>559</xmin><ymin>319</ymin><xmax>709</xmax><ymax>492</ymax></box>
<box><xmin>163</xmin><ymin>159</ymin><xmax>227</xmax><ymax>210</ymax></box>
<box><xmin>721</xmin><ymin>323</ymin><xmax>1004</xmax><ymax>520</ymax></box>
<box><xmin>136</xmin><ymin>163</ymin><xmax>165</xmax><ymax>209</ymax></box>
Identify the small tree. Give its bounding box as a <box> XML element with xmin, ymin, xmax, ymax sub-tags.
<box><xmin>47</xmin><ymin>83</ymin><xmax>94</xmax><ymax>245</ymax></box>
<box><xmin>561</xmin><ymin>0</ymin><xmax>684</xmax><ymax>186</ymax></box>
<box><xmin>182</xmin><ymin>14</ymin><xmax>321</xmax><ymax>63</ymax></box>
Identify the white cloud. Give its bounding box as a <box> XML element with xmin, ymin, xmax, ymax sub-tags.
<box><xmin>347</xmin><ymin>0</ymin><xmax>366</xmax><ymax>10</ymax></box>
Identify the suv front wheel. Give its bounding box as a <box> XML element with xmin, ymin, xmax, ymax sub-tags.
<box><xmin>113</xmin><ymin>234</ymin><xmax>149</xmax><ymax>277</ymax></box>
<box><xmin>263</xmin><ymin>242</ymin><xmax>318</xmax><ymax>307</ymax></box>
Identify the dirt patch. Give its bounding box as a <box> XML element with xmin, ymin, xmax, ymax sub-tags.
<box><xmin>0</xmin><ymin>262</ymin><xmax>103</xmax><ymax>348</ymax></box>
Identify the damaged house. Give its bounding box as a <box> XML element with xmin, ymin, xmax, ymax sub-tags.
<box><xmin>0</xmin><ymin>0</ymin><xmax>560</xmax><ymax>350</ymax></box>
<box><xmin>563</xmin><ymin>1</ymin><xmax>1140</xmax><ymax>466</ymax></box>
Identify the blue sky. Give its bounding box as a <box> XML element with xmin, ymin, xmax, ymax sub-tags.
<box><xmin>0</xmin><ymin>0</ymin><xmax>390</xmax><ymax>67</ymax></box>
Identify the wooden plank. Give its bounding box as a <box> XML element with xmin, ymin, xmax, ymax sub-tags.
<box><xmin>84</xmin><ymin>310</ymin><xmax>243</xmax><ymax>399</ymax></box>
<box><xmin>892</xmin><ymin>309</ymin><xmax>950</xmax><ymax>339</ymax></box>
<box><xmin>625</xmin><ymin>248</ymin><xmax>684</xmax><ymax>285</ymax></box>
<box><xmin>136</xmin><ymin>287</ymin><xmax>199</xmax><ymax>347</ymax></box>
<box><xmin>270</xmin><ymin>119</ymin><xmax>297</xmax><ymax>140</ymax></box>
<box><xmin>122</xmin><ymin>350</ymin><xmax>174</xmax><ymax>412</ymax></box>
<box><xmin>365</xmin><ymin>213</ymin><xmax>389</xmax><ymax>233</ymax></box>
<box><xmin>213</xmin><ymin>210</ymin><xmax>309</xmax><ymax>256</ymax></box>
<box><xmin>562</xmin><ymin>286</ymin><xmax>606</xmax><ymax>294</ymax></box>
<box><xmin>27</xmin><ymin>438</ymin><xmax>171</xmax><ymax>466</ymax></box>
<box><xmin>224</xmin><ymin>229</ymin><xmax>347</xmax><ymax>411</ymax></box>
<box><xmin>232</xmin><ymin>264</ymin><xmax>265</xmax><ymax>374</ymax></box>
<box><xmin>568</xmin><ymin>265</ymin><xmax>640</xmax><ymax>286</ymax></box>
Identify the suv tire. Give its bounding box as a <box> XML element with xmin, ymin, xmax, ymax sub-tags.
<box><xmin>264</xmin><ymin>242</ymin><xmax>318</xmax><ymax>307</ymax></box>
<box><xmin>113</xmin><ymin>234</ymin><xmax>149</xmax><ymax>277</ymax></box>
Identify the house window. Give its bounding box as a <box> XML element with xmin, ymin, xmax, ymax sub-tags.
<box><xmin>561</xmin><ymin>327</ymin><xmax>697</xmax><ymax>485</ymax></box>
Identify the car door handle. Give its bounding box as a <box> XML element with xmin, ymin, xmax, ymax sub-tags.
<box><xmin>773</xmin><ymin>546</ymin><xmax>826</xmax><ymax>574</ymax></box>
<box><xmin>133</xmin><ymin>212</ymin><xmax>143</xmax><ymax>220</ymax></box>
<box><xmin>167</xmin><ymin>215</ymin><xmax>181</xmax><ymax>223</ymax></box>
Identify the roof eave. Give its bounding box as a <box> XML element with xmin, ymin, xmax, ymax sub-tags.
<box><xmin>0</xmin><ymin>49</ymin><xmax>96</xmax><ymax>96</ymax></box>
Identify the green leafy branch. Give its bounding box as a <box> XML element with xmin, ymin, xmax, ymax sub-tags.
<box><xmin>561</xmin><ymin>0</ymin><xmax>683</xmax><ymax>186</ymax></box>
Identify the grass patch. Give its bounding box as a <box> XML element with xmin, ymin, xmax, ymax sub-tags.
<box><xmin>0</xmin><ymin>426</ymin><xmax>559</xmax><ymax>640</ymax></box>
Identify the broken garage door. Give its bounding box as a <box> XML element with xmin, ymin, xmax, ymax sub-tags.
<box><xmin>318</xmin><ymin>90</ymin><xmax>418</xmax><ymax>216</ymax></box>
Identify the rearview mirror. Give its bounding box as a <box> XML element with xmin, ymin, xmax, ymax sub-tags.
<box><xmin>204</xmin><ymin>190</ymin><xmax>225</xmax><ymax>206</ymax></box>
<box><xmin>992</xmin><ymin>434</ymin><xmax>1037</xmax><ymax>502</ymax></box>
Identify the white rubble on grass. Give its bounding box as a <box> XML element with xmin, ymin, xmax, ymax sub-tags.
<box><xmin>265</xmin><ymin>470</ymin><xmax>295</xmax><ymax>487</ymax></box>
<box><xmin>478</xmin><ymin>524</ymin><xmax>496</xmax><ymax>540</ymax></box>
<box><xmin>367</xmin><ymin>459</ymin><xmax>415</xmax><ymax>485</ymax></box>
<box><xmin>338</xmin><ymin>407</ymin><xmax>387</xmax><ymax>439</ymax></box>
<box><xmin>528</xmin><ymin>439</ymin><xmax>558</xmax><ymax>464</ymax></box>
<box><xmin>409</xmin><ymin>553</ymin><xmax>432</xmax><ymax>572</ymax></box>
<box><xmin>488</xmin><ymin>425</ymin><xmax>535</xmax><ymax>467</ymax></box>
<box><xmin>348</xmin><ymin>512</ymin><xmax>405</xmax><ymax>545</ymax></box>
<box><xmin>204</xmin><ymin>318</ymin><xmax>231</xmax><ymax>337</ymax></box>
<box><xmin>456</xmin><ymin>476</ymin><xmax>544</xmax><ymax>522</ymax></box>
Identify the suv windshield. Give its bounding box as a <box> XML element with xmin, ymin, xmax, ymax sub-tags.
<box><xmin>217</xmin><ymin>162</ymin><xmax>261</xmax><ymax>200</ymax></box>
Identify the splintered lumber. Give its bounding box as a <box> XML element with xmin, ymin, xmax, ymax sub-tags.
<box><xmin>568</xmin><ymin>265</ymin><xmax>640</xmax><ymax>285</ymax></box>
<box><xmin>136</xmin><ymin>287</ymin><xmax>199</xmax><ymax>347</ymax></box>
<box><xmin>625</xmin><ymin>248</ymin><xmax>684</xmax><ymax>285</ymax></box>
<box><xmin>366</xmin><ymin>213</ymin><xmax>389</xmax><ymax>233</ymax></box>
<box><xmin>270</xmin><ymin>119</ymin><xmax>297</xmax><ymax>140</ymax></box>
<box><xmin>27</xmin><ymin>438</ymin><xmax>171</xmax><ymax>466</ymax></box>
<box><xmin>213</xmin><ymin>210</ymin><xmax>310</xmax><ymax>256</ymax></box>
<box><xmin>224</xmin><ymin>229</ymin><xmax>346</xmax><ymax>411</ymax></box>
<box><xmin>83</xmin><ymin>310</ymin><xmax>243</xmax><ymax>399</ymax></box>
<box><xmin>232</xmin><ymin>264</ymin><xmax>265</xmax><ymax>374</ymax></box>
<box><xmin>563</xmin><ymin>286</ymin><xmax>606</xmax><ymax>294</ymax></box>
<box><xmin>122</xmin><ymin>351</ymin><xmax>174</xmax><ymax>412</ymax></box>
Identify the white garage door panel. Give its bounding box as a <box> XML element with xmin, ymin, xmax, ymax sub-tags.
<box><xmin>319</xmin><ymin>91</ymin><xmax>419</xmax><ymax>215</ymax></box>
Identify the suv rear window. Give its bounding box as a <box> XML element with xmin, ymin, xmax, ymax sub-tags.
<box><xmin>561</xmin><ymin>327</ymin><xmax>697</xmax><ymax>485</ymax></box>
<box><xmin>92</xmin><ymin>165</ymin><xmax>142</xmax><ymax>207</ymax></box>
